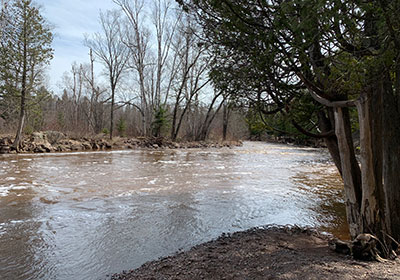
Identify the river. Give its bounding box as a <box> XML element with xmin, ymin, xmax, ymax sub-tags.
<box><xmin>0</xmin><ymin>141</ymin><xmax>347</xmax><ymax>280</ymax></box>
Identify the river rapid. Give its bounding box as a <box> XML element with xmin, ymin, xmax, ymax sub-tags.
<box><xmin>0</xmin><ymin>141</ymin><xmax>347</xmax><ymax>280</ymax></box>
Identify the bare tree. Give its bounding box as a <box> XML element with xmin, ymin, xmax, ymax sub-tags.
<box><xmin>114</xmin><ymin>0</ymin><xmax>150</xmax><ymax>135</ymax></box>
<box><xmin>81</xmin><ymin>49</ymin><xmax>108</xmax><ymax>134</ymax></box>
<box><xmin>61</xmin><ymin>63</ymin><xmax>84</xmax><ymax>128</ymax></box>
<box><xmin>194</xmin><ymin>90</ymin><xmax>226</xmax><ymax>141</ymax></box>
<box><xmin>58</xmin><ymin>57</ymin><xmax>108</xmax><ymax>135</ymax></box>
<box><xmin>116</xmin><ymin>0</ymin><xmax>183</xmax><ymax>136</ymax></box>
<box><xmin>151</xmin><ymin>0</ymin><xmax>180</xmax><ymax>109</ymax></box>
<box><xmin>169</xmin><ymin>25</ymin><xmax>210</xmax><ymax>140</ymax></box>
<box><xmin>85</xmin><ymin>9</ymin><xmax>130</xmax><ymax>139</ymax></box>
<box><xmin>222</xmin><ymin>98</ymin><xmax>234</xmax><ymax>141</ymax></box>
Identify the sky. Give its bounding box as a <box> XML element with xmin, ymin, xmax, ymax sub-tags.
<box><xmin>34</xmin><ymin>0</ymin><xmax>117</xmax><ymax>92</ymax></box>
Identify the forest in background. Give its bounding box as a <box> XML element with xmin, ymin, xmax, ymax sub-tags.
<box><xmin>0</xmin><ymin>0</ymin><xmax>241</xmax><ymax>142</ymax></box>
<box><xmin>0</xmin><ymin>0</ymin><xmax>318</xmax><ymax>145</ymax></box>
<box><xmin>3</xmin><ymin>0</ymin><xmax>400</xmax><ymax>261</ymax></box>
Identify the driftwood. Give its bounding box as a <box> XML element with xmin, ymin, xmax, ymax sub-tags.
<box><xmin>330</xmin><ymin>233</ymin><xmax>397</xmax><ymax>261</ymax></box>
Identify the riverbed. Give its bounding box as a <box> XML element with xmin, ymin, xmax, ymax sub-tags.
<box><xmin>0</xmin><ymin>141</ymin><xmax>346</xmax><ymax>280</ymax></box>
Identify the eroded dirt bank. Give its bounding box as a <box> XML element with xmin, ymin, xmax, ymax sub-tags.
<box><xmin>110</xmin><ymin>227</ymin><xmax>400</xmax><ymax>280</ymax></box>
<box><xmin>0</xmin><ymin>131</ymin><xmax>241</xmax><ymax>154</ymax></box>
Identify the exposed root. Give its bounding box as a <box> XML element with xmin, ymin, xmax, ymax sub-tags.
<box><xmin>331</xmin><ymin>233</ymin><xmax>399</xmax><ymax>261</ymax></box>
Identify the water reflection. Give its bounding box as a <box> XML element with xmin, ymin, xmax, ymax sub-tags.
<box><xmin>0</xmin><ymin>142</ymin><xmax>346</xmax><ymax>280</ymax></box>
<box><xmin>291</xmin><ymin>164</ymin><xmax>349</xmax><ymax>239</ymax></box>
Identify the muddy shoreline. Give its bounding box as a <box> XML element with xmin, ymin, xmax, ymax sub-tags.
<box><xmin>110</xmin><ymin>226</ymin><xmax>400</xmax><ymax>280</ymax></box>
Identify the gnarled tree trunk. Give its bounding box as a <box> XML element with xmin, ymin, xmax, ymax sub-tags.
<box><xmin>382</xmin><ymin>71</ymin><xmax>400</xmax><ymax>245</ymax></box>
<box><xmin>356</xmin><ymin>87</ymin><xmax>388</xmax><ymax>245</ymax></box>
<box><xmin>334</xmin><ymin>107</ymin><xmax>362</xmax><ymax>239</ymax></box>
<box><xmin>318</xmin><ymin>109</ymin><xmax>342</xmax><ymax>175</ymax></box>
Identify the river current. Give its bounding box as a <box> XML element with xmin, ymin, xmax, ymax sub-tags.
<box><xmin>0</xmin><ymin>141</ymin><xmax>347</xmax><ymax>280</ymax></box>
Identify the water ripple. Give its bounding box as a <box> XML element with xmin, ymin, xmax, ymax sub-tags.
<box><xmin>0</xmin><ymin>141</ymin><xmax>344</xmax><ymax>280</ymax></box>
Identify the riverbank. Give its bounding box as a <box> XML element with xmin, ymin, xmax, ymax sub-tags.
<box><xmin>0</xmin><ymin>131</ymin><xmax>242</xmax><ymax>154</ymax></box>
<box><xmin>263</xmin><ymin>135</ymin><xmax>327</xmax><ymax>148</ymax></box>
<box><xmin>110</xmin><ymin>226</ymin><xmax>400</xmax><ymax>280</ymax></box>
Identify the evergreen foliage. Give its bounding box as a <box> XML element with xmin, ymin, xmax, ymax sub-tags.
<box><xmin>0</xmin><ymin>0</ymin><xmax>53</xmax><ymax>146</ymax></box>
<box><xmin>117</xmin><ymin>117</ymin><xmax>127</xmax><ymax>136</ymax></box>
<box><xmin>179</xmin><ymin>0</ymin><xmax>400</xmax><ymax>257</ymax></box>
<box><xmin>152</xmin><ymin>105</ymin><xmax>169</xmax><ymax>137</ymax></box>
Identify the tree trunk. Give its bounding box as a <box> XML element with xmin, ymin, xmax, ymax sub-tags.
<box><xmin>356</xmin><ymin>87</ymin><xmax>388</xmax><ymax>247</ymax></box>
<box><xmin>171</xmin><ymin>98</ymin><xmax>180</xmax><ymax>140</ymax></box>
<box><xmin>110</xmin><ymin>85</ymin><xmax>115</xmax><ymax>140</ymax></box>
<box><xmin>88</xmin><ymin>49</ymin><xmax>95</xmax><ymax>134</ymax></box>
<box><xmin>382</xmin><ymin>71</ymin><xmax>400</xmax><ymax>244</ymax></box>
<box><xmin>195</xmin><ymin>92</ymin><xmax>224</xmax><ymax>141</ymax></box>
<box><xmin>326</xmin><ymin>67</ymin><xmax>400</xmax><ymax>257</ymax></box>
<box><xmin>196</xmin><ymin>100</ymin><xmax>223</xmax><ymax>141</ymax></box>
<box><xmin>318</xmin><ymin>109</ymin><xmax>343</xmax><ymax>175</ymax></box>
<box><xmin>142</xmin><ymin>110</ymin><xmax>146</xmax><ymax>137</ymax></box>
<box><xmin>13</xmin><ymin>21</ymin><xmax>28</xmax><ymax>151</ymax></box>
<box><xmin>334</xmin><ymin>107</ymin><xmax>362</xmax><ymax>239</ymax></box>
<box><xmin>13</xmin><ymin>102</ymin><xmax>26</xmax><ymax>151</ymax></box>
<box><xmin>222</xmin><ymin>101</ymin><xmax>229</xmax><ymax>141</ymax></box>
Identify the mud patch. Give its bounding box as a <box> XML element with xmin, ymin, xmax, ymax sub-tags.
<box><xmin>111</xmin><ymin>226</ymin><xmax>400</xmax><ymax>280</ymax></box>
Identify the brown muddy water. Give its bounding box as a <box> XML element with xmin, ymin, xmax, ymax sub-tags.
<box><xmin>0</xmin><ymin>141</ymin><xmax>347</xmax><ymax>280</ymax></box>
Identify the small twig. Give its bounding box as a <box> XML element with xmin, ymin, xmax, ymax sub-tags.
<box><xmin>381</xmin><ymin>231</ymin><xmax>400</xmax><ymax>248</ymax></box>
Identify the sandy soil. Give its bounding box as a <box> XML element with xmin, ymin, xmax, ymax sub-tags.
<box><xmin>110</xmin><ymin>227</ymin><xmax>400</xmax><ymax>280</ymax></box>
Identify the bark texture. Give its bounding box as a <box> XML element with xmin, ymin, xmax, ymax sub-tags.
<box><xmin>334</xmin><ymin>107</ymin><xmax>362</xmax><ymax>239</ymax></box>
<box><xmin>356</xmin><ymin>88</ymin><xmax>387</xmax><ymax>244</ymax></box>
<box><xmin>382</xmin><ymin>72</ymin><xmax>400</xmax><ymax>243</ymax></box>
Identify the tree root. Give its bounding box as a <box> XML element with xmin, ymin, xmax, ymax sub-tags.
<box><xmin>330</xmin><ymin>233</ymin><xmax>397</xmax><ymax>261</ymax></box>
